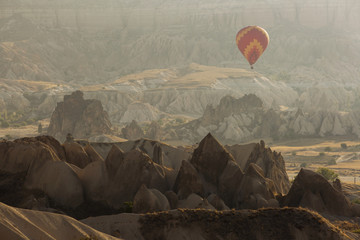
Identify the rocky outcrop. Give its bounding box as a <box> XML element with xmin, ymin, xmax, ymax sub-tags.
<box><xmin>240</xmin><ymin>140</ymin><xmax>290</xmax><ymax>195</ymax></box>
<box><xmin>282</xmin><ymin>169</ymin><xmax>352</xmax><ymax>217</ymax></box>
<box><xmin>174</xmin><ymin>133</ymin><xmax>282</xmax><ymax>210</ymax></box>
<box><xmin>63</xmin><ymin>142</ymin><xmax>96</xmax><ymax>169</ymax></box>
<box><xmin>104</xmin><ymin>145</ymin><xmax>125</xmax><ymax>180</ymax></box>
<box><xmin>111</xmin><ymin>138</ymin><xmax>190</xmax><ymax>170</ymax></box>
<box><xmin>0</xmin><ymin>137</ymin><xmax>84</xmax><ymax>208</ymax></box>
<box><xmin>235</xmin><ymin>163</ymin><xmax>277</xmax><ymax>209</ymax></box>
<box><xmin>106</xmin><ymin>149</ymin><xmax>168</xmax><ymax>209</ymax></box>
<box><xmin>121</xmin><ymin>120</ymin><xmax>144</xmax><ymax>140</ymax></box>
<box><xmin>190</xmin><ymin>133</ymin><xmax>234</xmax><ymax>185</ymax></box>
<box><xmin>83</xmin><ymin>208</ymin><xmax>352</xmax><ymax>240</ymax></box>
<box><xmin>173</xmin><ymin>160</ymin><xmax>204</xmax><ymax>200</ymax></box>
<box><xmin>47</xmin><ymin>91</ymin><xmax>112</xmax><ymax>142</ymax></box>
<box><xmin>177</xmin><ymin>94</ymin><xmax>360</xmax><ymax>144</ymax></box>
<box><xmin>133</xmin><ymin>185</ymin><xmax>170</xmax><ymax>213</ymax></box>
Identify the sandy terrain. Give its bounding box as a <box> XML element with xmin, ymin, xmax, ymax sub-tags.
<box><xmin>270</xmin><ymin>138</ymin><xmax>360</xmax><ymax>185</ymax></box>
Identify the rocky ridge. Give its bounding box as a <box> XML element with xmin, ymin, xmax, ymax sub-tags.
<box><xmin>177</xmin><ymin>94</ymin><xmax>360</xmax><ymax>143</ymax></box>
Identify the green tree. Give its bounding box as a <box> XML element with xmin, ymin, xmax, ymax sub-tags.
<box><xmin>316</xmin><ymin>168</ymin><xmax>338</xmax><ymax>181</ymax></box>
<box><xmin>341</xmin><ymin>143</ymin><xmax>347</xmax><ymax>149</ymax></box>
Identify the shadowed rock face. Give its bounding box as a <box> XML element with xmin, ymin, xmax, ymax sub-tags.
<box><xmin>83</xmin><ymin>208</ymin><xmax>351</xmax><ymax>240</ymax></box>
<box><xmin>227</xmin><ymin>140</ymin><xmax>290</xmax><ymax>195</ymax></box>
<box><xmin>133</xmin><ymin>184</ymin><xmax>170</xmax><ymax>213</ymax></box>
<box><xmin>235</xmin><ymin>163</ymin><xmax>277</xmax><ymax>209</ymax></box>
<box><xmin>106</xmin><ymin>149</ymin><xmax>168</xmax><ymax>209</ymax></box>
<box><xmin>190</xmin><ymin>133</ymin><xmax>235</xmax><ymax>185</ymax></box>
<box><xmin>47</xmin><ymin>91</ymin><xmax>112</xmax><ymax>141</ymax></box>
<box><xmin>282</xmin><ymin>169</ymin><xmax>352</xmax><ymax>217</ymax></box>
<box><xmin>0</xmin><ymin>136</ymin><xmax>84</xmax><ymax>208</ymax></box>
<box><xmin>173</xmin><ymin>160</ymin><xmax>205</xmax><ymax>200</ymax></box>
<box><xmin>105</xmin><ymin>145</ymin><xmax>125</xmax><ymax>180</ymax></box>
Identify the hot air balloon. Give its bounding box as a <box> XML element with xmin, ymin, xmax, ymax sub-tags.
<box><xmin>236</xmin><ymin>26</ymin><xmax>269</xmax><ymax>69</ymax></box>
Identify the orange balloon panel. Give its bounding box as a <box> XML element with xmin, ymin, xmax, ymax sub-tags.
<box><xmin>236</xmin><ymin>26</ymin><xmax>269</xmax><ymax>67</ymax></box>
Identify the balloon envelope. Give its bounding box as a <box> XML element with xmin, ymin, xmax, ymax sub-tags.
<box><xmin>236</xmin><ymin>26</ymin><xmax>269</xmax><ymax>67</ymax></box>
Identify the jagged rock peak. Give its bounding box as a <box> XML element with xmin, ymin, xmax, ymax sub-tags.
<box><xmin>244</xmin><ymin>140</ymin><xmax>290</xmax><ymax>195</ymax></box>
<box><xmin>190</xmin><ymin>133</ymin><xmax>235</xmax><ymax>185</ymax></box>
<box><xmin>105</xmin><ymin>145</ymin><xmax>125</xmax><ymax>180</ymax></box>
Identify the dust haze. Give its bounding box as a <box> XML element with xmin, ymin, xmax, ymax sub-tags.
<box><xmin>1</xmin><ymin>1</ymin><xmax>360</xmax><ymax>240</ymax></box>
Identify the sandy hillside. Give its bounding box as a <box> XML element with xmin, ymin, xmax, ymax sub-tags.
<box><xmin>0</xmin><ymin>202</ymin><xmax>120</xmax><ymax>240</ymax></box>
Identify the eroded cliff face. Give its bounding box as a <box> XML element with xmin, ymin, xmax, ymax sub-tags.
<box><xmin>177</xmin><ymin>95</ymin><xmax>360</xmax><ymax>143</ymax></box>
<box><xmin>1</xmin><ymin>1</ymin><xmax>360</xmax><ymax>144</ymax></box>
<box><xmin>47</xmin><ymin>91</ymin><xmax>112</xmax><ymax>141</ymax></box>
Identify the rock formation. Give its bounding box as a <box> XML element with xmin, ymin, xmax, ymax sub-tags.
<box><xmin>173</xmin><ymin>133</ymin><xmax>285</xmax><ymax>209</ymax></box>
<box><xmin>121</xmin><ymin>120</ymin><xmax>144</xmax><ymax>140</ymax></box>
<box><xmin>47</xmin><ymin>91</ymin><xmax>112</xmax><ymax>142</ymax></box>
<box><xmin>104</xmin><ymin>145</ymin><xmax>125</xmax><ymax>180</ymax></box>
<box><xmin>83</xmin><ymin>208</ymin><xmax>352</xmax><ymax>240</ymax></box>
<box><xmin>190</xmin><ymin>133</ymin><xmax>235</xmax><ymax>185</ymax></box>
<box><xmin>105</xmin><ymin>149</ymin><xmax>168</xmax><ymax>209</ymax></box>
<box><xmin>177</xmin><ymin>94</ymin><xmax>360</xmax><ymax>144</ymax></box>
<box><xmin>173</xmin><ymin>160</ymin><xmax>204</xmax><ymax>200</ymax></box>
<box><xmin>281</xmin><ymin>169</ymin><xmax>352</xmax><ymax>216</ymax></box>
<box><xmin>227</xmin><ymin>140</ymin><xmax>291</xmax><ymax>195</ymax></box>
<box><xmin>177</xmin><ymin>193</ymin><xmax>215</xmax><ymax>210</ymax></box>
<box><xmin>235</xmin><ymin>163</ymin><xmax>277</xmax><ymax>209</ymax></box>
<box><xmin>133</xmin><ymin>185</ymin><xmax>170</xmax><ymax>213</ymax></box>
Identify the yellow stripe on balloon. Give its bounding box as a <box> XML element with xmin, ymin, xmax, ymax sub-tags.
<box><xmin>236</xmin><ymin>26</ymin><xmax>257</xmax><ymax>45</ymax></box>
<box><xmin>243</xmin><ymin>39</ymin><xmax>264</xmax><ymax>60</ymax></box>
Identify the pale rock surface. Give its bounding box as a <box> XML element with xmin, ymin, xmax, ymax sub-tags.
<box><xmin>0</xmin><ymin>202</ymin><xmax>119</xmax><ymax>240</ymax></box>
<box><xmin>190</xmin><ymin>133</ymin><xmax>234</xmax><ymax>185</ymax></box>
<box><xmin>120</xmin><ymin>102</ymin><xmax>162</xmax><ymax>123</ymax></box>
